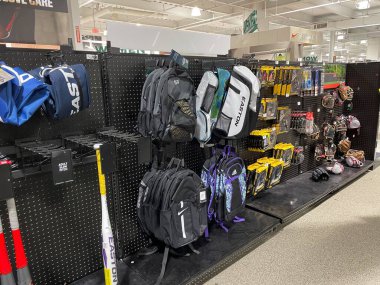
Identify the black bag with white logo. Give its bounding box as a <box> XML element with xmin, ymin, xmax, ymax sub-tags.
<box><xmin>137</xmin><ymin>158</ymin><xmax>207</xmax><ymax>284</ymax></box>
<box><xmin>29</xmin><ymin>64</ymin><xmax>91</xmax><ymax>120</ymax></box>
<box><xmin>214</xmin><ymin>65</ymin><xmax>260</xmax><ymax>139</ymax></box>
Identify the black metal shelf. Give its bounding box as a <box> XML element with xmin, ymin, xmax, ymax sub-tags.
<box><xmin>71</xmin><ymin>163</ymin><xmax>372</xmax><ymax>285</ymax></box>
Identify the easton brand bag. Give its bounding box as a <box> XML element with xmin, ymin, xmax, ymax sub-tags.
<box><xmin>137</xmin><ymin>158</ymin><xmax>207</xmax><ymax>284</ymax></box>
<box><xmin>29</xmin><ymin>64</ymin><xmax>91</xmax><ymax>120</ymax></box>
<box><xmin>214</xmin><ymin>66</ymin><xmax>260</xmax><ymax>139</ymax></box>
<box><xmin>202</xmin><ymin>145</ymin><xmax>246</xmax><ymax>232</ymax></box>
<box><xmin>194</xmin><ymin>71</ymin><xmax>218</xmax><ymax>145</ymax></box>
<box><xmin>154</xmin><ymin>67</ymin><xmax>196</xmax><ymax>142</ymax></box>
<box><xmin>0</xmin><ymin>62</ymin><xmax>49</xmax><ymax>126</ymax></box>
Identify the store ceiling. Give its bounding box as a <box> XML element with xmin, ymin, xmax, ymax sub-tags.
<box><xmin>79</xmin><ymin>0</ymin><xmax>380</xmax><ymax>61</ymax></box>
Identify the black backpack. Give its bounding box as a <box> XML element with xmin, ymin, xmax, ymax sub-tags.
<box><xmin>154</xmin><ymin>67</ymin><xmax>196</xmax><ymax>142</ymax></box>
<box><xmin>138</xmin><ymin>68</ymin><xmax>166</xmax><ymax>136</ymax></box>
<box><xmin>201</xmin><ymin>146</ymin><xmax>246</xmax><ymax>233</ymax></box>
<box><xmin>137</xmin><ymin>158</ymin><xmax>207</xmax><ymax>284</ymax></box>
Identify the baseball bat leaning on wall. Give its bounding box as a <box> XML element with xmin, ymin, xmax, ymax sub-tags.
<box><xmin>95</xmin><ymin>144</ymin><xmax>118</xmax><ymax>285</ymax></box>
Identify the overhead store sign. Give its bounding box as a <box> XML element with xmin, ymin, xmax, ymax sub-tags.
<box><xmin>243</xmin><ymin>10</ymin><xmax>258</xmax><ymax>34</ymax></box>
<box><xmin>303</xmin><ymin>56</ymin><xmax>318</xmax><ymax>62</ymax></box>
<box><xmin>0</xmin><ymin>0</ymin><xmax>69</xmax><ymax>44</ymax></box>
<box><xmin>0</xmin><ymin>0</ymin><xmax>68</xmax><ymax>12</ymax></box>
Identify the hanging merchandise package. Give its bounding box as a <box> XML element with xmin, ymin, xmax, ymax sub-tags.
<box><xmin>288</xmin><ymin>67</ymin><xmax>302</xmax><ymax>96</ymax></box>
<box><xmin>277</xmin><ymin>106</ymin><xmax>291</xmax><ymax>133</ymax></box>
<box><xmin>0</xmin><ymin>62</ymin><xmax>50</xmax><ymax>126</ymax></box>
<box><xmin>29</xmin><ymin>64</ymin><xmax>91</xmax><ymax>120</ymax></box>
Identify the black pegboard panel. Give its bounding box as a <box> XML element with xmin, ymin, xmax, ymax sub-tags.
<box><xmin>111</xmin><ymin>139</ymin><xmax>150</xmax><ymax>258</ymax></box>
<box><xmin>345</xmin><ymin>63</ymin><xmax>380</xmax><ymax>160</ymax></box>
<box><xmin>0</xmin><ymin>48</ymin><xmax>106</xmax><ymax>144</ymax></box>
<box><xmin>0</xmin><ymin>47</ymin><xmax>113</xmax><ymax>285</ymax></box>
<box><xmin>0</xmin><ymin>164</ymin><xmax>104</xmax><ymax>285</ymax></box>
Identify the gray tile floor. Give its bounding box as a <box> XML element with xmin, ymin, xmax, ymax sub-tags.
<box><xmin>206</xmin><ymin>166</ymin><xmax>380</xmax><ymax>285</ymax></box>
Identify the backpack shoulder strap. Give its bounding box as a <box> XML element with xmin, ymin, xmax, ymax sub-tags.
<box><xmin>154</xmin><ymin>246</ymin><xmax>170</xmax><ymax>285</ymax></box>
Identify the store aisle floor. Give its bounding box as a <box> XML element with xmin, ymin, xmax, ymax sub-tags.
<box><xmin>206</xmin><ymin>166</ymin><xmax>380</xmax><ymax>285</ymax></box>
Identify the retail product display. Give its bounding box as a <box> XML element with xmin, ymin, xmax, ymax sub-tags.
<box><xmin>95</xmin><ymin>144</ymin><xmax>118</xmax><ymax>285</ymax></box>
<box><xmin>274</xmin><ymin>143</ymin><xmax>294</xmax><ymax>168</ymax></box>
<box><xmin>137</xmin><ymin>157</ymin><xmax>207</xmax><ymax>284</ymax></box>
<box><xmin>338</xmin><ymin>138</ymin><xmax>351</xmax><ymax>154</ymax></box>
<box><xmin>0</xmin><ymin>62</ymin><xmax>50</xmax><ymax>126</ymax></box>
<box><xmin>326</xmin><ymin>161</ymin><xmax>344</xmax><ymax>174</ymax></box>
<box><xmin>337</xmin><ymin>83</ymin><xmax>354</xmax><ymax>102</ymax></box>
<box><xmin>312</xmin><ymin>167</ymin><xmax>330</xmax><ymax>182</ymax></box>
<box><xmin>248</xmin><ymin>128</ymin><xmax>277</xmax><ymax>152</ymax></box>
<box><xmin>30</xmin><ymin>64</ymin><xmax>91</xmax><ymax>120</ymax></box>
<box><xmin>315</xmin><ymin>143</ymin><xmax>337</xmax><ymax>162</ymax></box>
<box><xmin>0</xmin><ymin>160</ymin><xmax>33</xmax><ymax>285</ymax></box>
<box><xmin>258</xmin><ymin>66</ymin><xmax>275</xmax><ymax>87</ymax></box>
<box><xmin>259</xmin><ymin>98</ymin><xmax>278</xmax><ymax>120</ymax></box>
<box><xmin>1</xmin><ymin>47</ymin><xmax>378</xmax><ymax>285</ymax></box>
<box><xmin>291</xmin><ymin>111</ymin><xmax>316</xmax><ymax>136</ymax></box>
<box><xmin>277</xmin><ymin>106</ymin><xmax>291</xmax><ymax>133</ymax></box>
<box><xmin>214</xmin><ymin>65</ymin><xmax>260</xmax><ymax>139</ymax></box>
<box><xmin>291</xmin><ymin>146</ymin><xmax>305</xmax><ymax>165</ymax></box>
<box><xmin>256</xmin><ymin>157</ymin><xmax>284</xmax><ymax>188</ymax></box>
<box><xmin>194</xmin><ymin>68</ymin><xmax>231</xmax><ymax>146</ymax></box>
<box><xmin>322</xmin><ymin>93</ymin><xmax>335</xmax><ymax>109</ymax></box>
<box><xmin>246</xmin><ymin>162</ymin><xmax>268</xmax><ymax>197</ymax></box>
<box><xmin>194</xmin><ymin>71</ymin><xmax>219</xmax><ymax>145</ymax></box>
<box><xmin>202</xmin><ymin>146</ymin><xmax>246</xmax><ymax>231</ymax></box>
<box><xmin>138</xmin><ymin>63</ymin><xmax>196</xmax><ymax>141</ymax></box>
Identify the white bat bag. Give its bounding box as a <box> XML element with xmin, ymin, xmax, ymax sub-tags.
<box><xmin>194</xmin><ymin>71</ymin><xmax>218</xmax><ymax>145</ymax></box>
<box><xmin>214</xmin><ymin>65</ymin><xmax>260</xmax><ymax>139</ymax></box>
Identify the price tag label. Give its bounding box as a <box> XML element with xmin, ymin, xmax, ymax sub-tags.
<box><xmin>0</xmin><ymin>68</ymin><xmax>14</xmax><ymax>86</ymax></box>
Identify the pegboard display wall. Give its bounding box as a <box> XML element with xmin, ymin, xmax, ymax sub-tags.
<box><xmin>1</xmin><ymin>46</ymin><xmax>379</xmax><ymax>285</ymax></box>
<box><xmin>345</xmin><ymin>63</ymin><xmax>380</xmax><ymax>160</ymax></box>
<box><xmin>0</xmin><ymin>164</ymin><xmax>103</xmax><ymax>284</ymax></box>
<box><xmin>0</xmin><ymin>47</ymin><xmax>106</xmax><ymax>144</ymax></box>
<box><xmin>0</xmin><ymin>47</ymin><xmax>109</xmax><ymax>285</ymax></box>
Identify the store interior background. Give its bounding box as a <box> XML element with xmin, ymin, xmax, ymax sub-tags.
<box><xmin>73</xmin><ymin>0</ymin><xmax>380</xmax><ymax>156</ymax></box>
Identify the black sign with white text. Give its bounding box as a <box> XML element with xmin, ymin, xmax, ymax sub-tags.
<box><xmin>0</xmin><ymin>0</ymin><xmax>68</xmax><ymax>12</ymax></box>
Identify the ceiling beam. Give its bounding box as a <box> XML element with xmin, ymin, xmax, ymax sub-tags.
<box><xmin>80</xmin><ymin>7</ymin><xmax>168</xmax><ymax>24</ymax></box>
<box><xmin>265</xmin><ymin>0</ymin><xmax>356</xmax><ymax>20</ymax></box>
<box><xmin>322</xmin><ymin>3</ymin><xmax>356</xmax><ymax>18</ymax></box>
<box><xmin>175</xmin><ymin>12</ymin><xmax>241</xmax><ymax>29</ymax></box>
<box><xmin>85</xmin><ymin>0</ymin><xmax>221</xmax><ymax>21</ymax></box>
<box><xmin>326</xmin><ymin>14</ymin><xmax>380</xmax><ymax>30</ymax></box>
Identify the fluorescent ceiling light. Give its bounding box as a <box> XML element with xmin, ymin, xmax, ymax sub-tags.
<box><xmin>103</xmin><ymin>30</ymin><xmax>108</xmax><ymax>36</ymax></box>
<box><xmin>136</xmin><ymin>23</ymin><xmax>141</xmax><ymax>26</ymax></box>
<box><xmin>356</xmin><ymin>0</ymin><xmax>370</xmax><ymax>9</ymax></box>
<box><xmin>358</xmin><ymin>57</ymin><xmax>364</xmax><ymax>61</ymax></box>
<box><xmin>80</xmin><ymin>0</ymin><xmax>94</xmax><ymax>7</ymax></box>
<box><xmin>337</xmin><ymin>34</ymin><xmax>345</xmax><ymax>40</ymax></box>
<box><xmin>360</xmin><ymin>40</ymin><xmax>367</xmax><ymax>44</ymax></box>
<box><xmin>310</xmin><ymin>51</ymin><xmax>315</xmax><ymax>55</ymax></box>
<box><xmin>326</xmin><ymin>53</ymin><xmax>330</xmax><ymax>56</ymax></box>
<box><xmin>360</xmin><ymin>53</ymin><xmax>366</xmax><ymax>56</ymax></box>
<box><xmin>191</xmin><ymin>7</ymin><xmax>201</xmax><ymax>17</ymax></box>
<box><xmin>273</xmin><ymin>0</ymin><xmax>351</xmax><ymax>16</ymax></box>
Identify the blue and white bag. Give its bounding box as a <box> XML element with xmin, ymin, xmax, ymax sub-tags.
<box><xmin>29</xmin><ymin>64</ymin><xmax>91</xmax><ymax>120</ymax></box>
<box><xmin>0</xmin><ymin>62</ymin><xmax>49</xmax><ymax>126</ymax></box>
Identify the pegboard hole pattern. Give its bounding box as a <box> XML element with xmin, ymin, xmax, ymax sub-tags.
<box><xmin>1</xmin><ymin>50</ymin><xmax>378</xmax><ymax>285</ymax></box>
